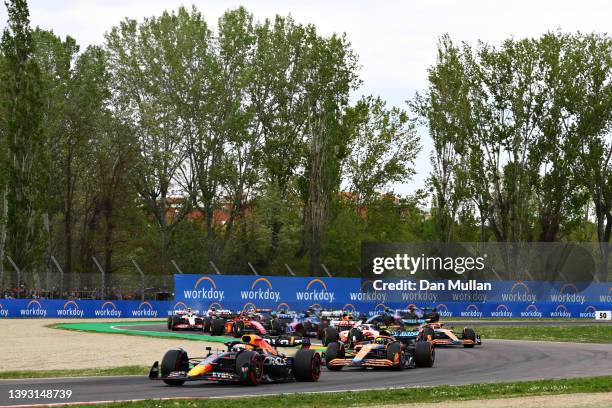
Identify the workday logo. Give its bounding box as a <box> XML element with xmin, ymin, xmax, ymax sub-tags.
<box><xmin>579</xmin><ymin>305</ymin><xmax>597</xmax><ymax>319</ymax></box>
<box><xmin>132</xmin><ymin>301</ymin><xmax>158</xmax><ymax>317</ymax></box>
<box><xmin>242</xmin><ymin>302</ymin><xmax>257</xmax><ymax>312</ymax></box>
<box><xmin>348</xmin><ymin>280</ymin><xmax>386</xmax><ymax>303</ymax></box>
<box><xmin>0</xmin><ymin>303</ymin><xmax>8</xmax><ymax>318</ymax></box>
<box><xmin>20</xmin><ymin>299</ymin><xmax>47</xmax><ymax>317</ymax></box>
<box><xmin>435</xmin><ymin>303</ymin><xmax>452</xmax><ymax>317</ymax></box>
<box><xmin>550</xmin><ymin>304</ymin><xmax>572</xmax><ymax>318</ymax></box>
<box><xmin>490</xmin><ymin>304</ymin><xmax>512</xmax><ymax>318</ymax></box>
<box><xmin>57</xmin><ymin>300</ymin><xmax>84</xmax><ymax>317</ymax></box>
<box><xmin>550</xmin><ymin>283</ymin><xmax>585</xmax><ymax>304</ymax></box>
<box><xmin>368</xmin><ymin>303</ymin><xmax>388</xmax><ymax>316</ymax></box>
<box><xmin>520</xmin><ymin>304</ymin><xmax>542</xmax><ymax>318</ymax></box>
<box><xmin>295</xmin><ymin>278</ymin><xmax>335</xmax><ymax>303</ymax></box>
<box><xmin>240</xmin><ymin>277</ymin><xmax>280</xmax><ymax>303</ymax></box>
<box><xmin>94</xmin><ymin>301</ymin><xmax>122</xmax><ymax>317</ymax></box>
<box><xmin>501</xmin><ymin>281</ymin><xmax>536</xmax><ymax>302</ymax></box>
<box><xmin>182</xmin><ymin>276</ymin><xmax>224</xmax><ymax>301</ymax></box>
<box><xmin>342</xmin><ymin>303</ymin><xmax>357</xmax><ymax>313</ymax></box>
<box><xmin>276</xmin><ymin>302</ymin><xmax>290</xmax><ymax>311</ymax></box>
<box><xmin>460</xmin><ymin>304</ymin><xmax>482</xmax><ymax>318</ymax></box>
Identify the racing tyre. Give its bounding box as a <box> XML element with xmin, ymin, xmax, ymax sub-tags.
<box><xmin>414</xmin><ymin>341</ymin><xmax>435</xmax><ymax>368</ymax></box>
<box><xmin>325</xmin><ymin>342</ymin><xmax>345</xmax><ymax>371</ymax></box>
<box><xmin>233</xmin><ymin>320</ymin><xmax>245</xmax><ymax>337</ymax></box>
<box><xmin>271</xmin><ymin>318</ymin><xmax>283</xmax><ymax>335</ymax></box>
<box><xmin>160</xmin><ymin>348</ymin><xmax>189</xmax><ymax>386</ymax></box>
<box><xmin>169</xmin><ymin>316</ymin><xmax>180</xmax><ymax>331</ymax></box>
<box><xmin>166</xmin><ymin>317</ymin><xmax>173</xmax><ymax>330</ymax></box>
<box><xmin>463</xmin><ymin>328</ymin><xmax>476</xmax><ymax>348</ymax></box>
<box><xmin>203</xmin><ymin>317</ymin><xmax>212</xmax><ymax>332</ymax></box>
<box><xmin>318</xmin><ymin>321</ymin><xmax>330</xmax><ymax>339</ymax></box>
<box><xmin>293</xmin><ymin>348</ymin><xmax>321</xmax><ymax>381</ymax></box>
<box><xmin>322</xmin><ymin>327</ymin><xmax>339</xmax><ymax>346</ymax></box>
<box><xmin>211</xmin><ymin>318</ymin><xmax>226</xmax><ymax>336</ymax></box>
<box><xmin>420</xmin><ymin>326</ymin><xmax>435</xmax><ymax>342</ymax></box>
<box><xmin>386</xmin><ymin>342</ymin><xmax>405</xmax><ymax>371</ymax></box>
<box><xmin>235</xmin><ymin>351</ymin><xmax>263</xmax><ymax>386</ymax></box>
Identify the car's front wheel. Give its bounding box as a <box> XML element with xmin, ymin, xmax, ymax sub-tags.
<box><xmin>160</xmin><ymin>348</ymin><xmax>189</xmax><ymax>386</ymax></box>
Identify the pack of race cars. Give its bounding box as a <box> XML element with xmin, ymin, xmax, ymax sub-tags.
<box><xmin>151</xmin><ymin>305</ymin><xmax>481</xmax><ymax>386</ymax></box>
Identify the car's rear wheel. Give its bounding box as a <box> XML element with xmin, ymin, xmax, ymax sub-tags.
<box><xmin>271</xmin><ymin>318</ymin><xmax>283</xmax><ymax>335</ymax></box>
<box><xmin>463</xmin><ymin>328</ymin><xmax>476</xmax><ymax>348</ymax></box>
<box><xmin>325</xmin><ymin>341</ymin><xmax>345</xmax><ymax>371</ymax></box>
<box><xmin>293</xmin><ymin>348</ymin><xmax>321</xmax><ymax>381</ymax></box>
<box><xmin>203</xmin><ymin>317</ymin><xmax>211</xmax><ymax>332</ymax></box>
<box><xmin>386</xmin><ymin>342</ymin><xmax>405</xmax><ymax>370</ymax></box>
<box><xmin>166</xmin><ymin>317</ymin><xmax>173</xmax><ymax>330</ymax></box>
<box><xmin>235</xmin><ymin>351</ymin><xmax>263</xmax><ymax>385</ymax></box>
<box><xmin>414</xmin><ymin>341</ymin><xmax>435</xmax><ymax>367</ymax></box>
<box><xmin>233</xmin><ymin>320</ymin><xmax>245</xmax><ymax>337</ymax></box>
<box><xmin>161</xmin><ymin>349</ymin><xmax>189</xmax><ymax>386</ymax></box>
<box><xmin>322</xmin><ymin>327</ymin><xmax>339</xmax><ymax>346</ymax></box>
<box><xmin>420</xmin><ymin>326</ymin><xmax>435</xmax><ymax>342</ymax></box>
<box><xmin>211</xmin><ymin>318</ymin><xmax>226</xmax><ymax>336</ymax></box>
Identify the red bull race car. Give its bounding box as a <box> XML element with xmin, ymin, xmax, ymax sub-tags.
<box><xmin>167</xmin><ymin>308</ymin><xmax>205</xmax><ymax>331</ymax></box>
<box><xmin>149</xmin><ymin>334</ymin><xmax>321</xmax><ymax>385</ymax></box>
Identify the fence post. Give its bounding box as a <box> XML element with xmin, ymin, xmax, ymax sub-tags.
<box><xmin>321</xmin><ymin>264</ymin><xmax>332</xmax><ymax>278</ymax></box>
<box><xmin>285</xmin><ymin>264</ymin><xmax>295</xmax><ymax>276</ymax></box>
<box><xmin>209</xmin><ymin>261</ymin><xmax>221</xmax><ymax>275</ymax></box>
<box><xmin>6</xmin><ymin>256</ymin><xmax>20</xmax><ymax>298</ymax></box>
<box><xmin>131</xmin><ymin>258</ymin><xmax>145</xmax><ymax>302</ymax></box>
<box><xmin>92</xmin><ymin>256</ymin><xmax>105</xmax><ymax>299</ymax></box>
<box><xmin>50</xmin><ymin>256</ymin><xmax>64</xmax><ymax>299</ymax></box>
<box><xmin>171</xmin><ymin>260</ymin><xmax>183</xmax><ymax>274</ymax></box>
<box><xmin>248</xmin><ymin>262</ymin><xmax>259</xmax><ymax>276</ymax></box>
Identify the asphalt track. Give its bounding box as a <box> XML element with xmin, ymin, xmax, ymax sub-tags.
<box><xmin>120</xmin><ymin>320</ymin><xmax>612</xmax><ymax>336</ymax></box>
<box><xmin>1</xmin><ymin>339</ymin><xmax>611</xmax><ymax>407</ymax></box>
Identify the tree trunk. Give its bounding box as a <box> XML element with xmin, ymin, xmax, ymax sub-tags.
<box><xmin>64</xmin><ymin>148</ymin><xmax>73</xmax><ymax>278</ymax></box>
<box><xmin>266</xmin><ymin>221</ymin><xmax>282</xmax><ymax>263</ymax></box>
<box><xmin>0</xmin><ymin>187</ymin><xmax>7</xmax><ymax>291</ymax></box>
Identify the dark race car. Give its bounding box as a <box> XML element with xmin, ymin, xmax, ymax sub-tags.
<box><xmin>224</xmin><ymin>310</ymin><xmax>269</xmax><ymax>337</ymax></box>
<box><xmin>149</xmin><ymin>334</ymin><xmax>321</xmax><ymax>385</ymax></box>
<box><xmin>269</xmin><ymin>310</ymin><xmax>320</xmax><ymax>338</ymax></box>
<box><xmin>324</xmin><ymin>334</ymin><xmax>435</xmax><ymax>371</ymax></box>
<box><xmin>202</xmin><ymin>308</ymin><xmax>236</xmax><ymax>334</ymax></box>
<box><xmin>167</xmin><ymin>309</ymin><xmax>205</xmax><ymax>331</ymax></box>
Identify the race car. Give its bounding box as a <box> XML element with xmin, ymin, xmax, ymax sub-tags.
<box><xmin>325</xmin><ymin>334</ymin><xmax>435</xmax><ymax>370</ymax></box>
<box><xmin>270</xmin><ymin>310</ymin><xmax>320</xmax><ymax>338</ymax></box>
<box><xmin>203</xmin><ymin>307</ymin><xmax>235</xmax><ymax>334</ymax></box>
<box><xmin>167</xmin><ymin>308</ymin><xmax>206</xmax><ymax>331</ymax></box>
<box><xmin>421</xmin><ymin>322</ymin><xmax>481</xmax><ymax>348</ymax></box>
<box><xmin>224</xmin><ymin>310</ymin><xmax>269</xmax><ymax>337</ymax></box>
<box><xmin>149</xmin><ymin>334</ymin><xmax>321</xmax><ymax>385</ymax></box>
<box><xmin>319</xmin><ymin>310</ymin><xmax>364</xmax><ymax>345</ymax></box>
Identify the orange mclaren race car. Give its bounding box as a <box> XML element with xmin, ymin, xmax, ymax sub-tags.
<box><xmin>149</xmin><ymin>334</ymin><xmax>321</xmax><ymax>385</ymax></box>
<box><xmin>421</xmin><ymin>322</ymin><xmax>482</xmax><ymax>348</ymax></box>
<box><xmin>325</xmin><ymin>334</ymin><xmax>435</xmax><ymax>371</ymax></box>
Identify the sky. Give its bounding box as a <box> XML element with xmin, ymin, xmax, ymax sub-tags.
<box><xmin>2</xmin><ymin>0</ymin><xmax>612</xmax><ymax>196</ymax></box>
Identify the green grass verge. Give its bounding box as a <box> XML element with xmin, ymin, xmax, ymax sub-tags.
<box><xmin>51</xmin><ymin>321</ymin><xmax>236</xmax><ymax>343</ymax></box>
<box><xmin>0</xmin><ymin>366</ymin><xmax>148</xmax><ymax>379</ymax></box>
<box><xmin>475</xmin><ymin>325</ymin><xmax>612</xmax><ymax>343</ymax></box>
<box><xmin>72</xmin><ymin>375</ymin><xmax>612</xmax><ymax>408</ymax></box>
